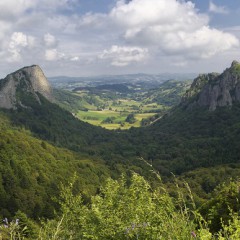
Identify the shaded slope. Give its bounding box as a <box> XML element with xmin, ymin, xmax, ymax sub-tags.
<box><xmin>136</xmin><ymin>61</ymin><xmax>240</xmax><ymax>175</ymax></box>
<box><xmin>0</xmin><ymin>112</ymin><xmax>111</xmax><ymax>219</ymax></box>
<box><xmin>0</xmin><ymin>65</ymin><xmax>115</xmax><ymax>155</ymax></box>
<box><xmin>146</xmin><ymin>104</ymin><xmax>240</xmax><ymax>174</ymax></box>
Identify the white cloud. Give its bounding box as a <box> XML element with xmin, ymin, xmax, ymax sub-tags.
<box><xmin>10</xmin><ymin>32</ymin><xmax>28</xmax><ymax>48</ymax></box>
<box><xmin>209</xmin><ymin>1</ymin><xmax>228</xmax><ymax>14</ymax></box>
<box><xmin>44</xmin><ymin>33</ymin><xmax>58</xmax><ymax>48</ymax></box>
<box><xmin>99</xmin><ymin>45</ymin><xmax>148</xmax><ymax>66</ymax></box>
<box><xmin>70</xmin><ymin>56</ymin><xmax>79</xmax><ymax>61</ymax></box>
<box><xmin>111</xmin><ymin>0</ymin><xmax>208</xmax><ymax>28</ymax></box>
<box><xmin>160</xmin><ymin>26</ymin><xmax>239</xmax><ymax>59</ymax></box>
<box><xmin>45</xmin><ymin>48</ymin><xmax>65</xmax><ymax>61</ymax></box>
<box><xmin>7</xmin><ymin>32</ymin><xmax>35</xmax><ymax>62</ymax></box>
<box><xmin>107</xmin><ymin>0</ymin><xmax>238</xmax><ymax>61</ymax></box>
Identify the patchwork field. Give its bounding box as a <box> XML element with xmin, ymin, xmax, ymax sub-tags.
<box><xmin>77</xmin><ymin>110</ymin><xmax>156</xmax><ymax>129</ymax></box>
<box><xmin>54</xmin><ymin>79</ymin><xmax>192</xmax><ymax>129</ymax></box>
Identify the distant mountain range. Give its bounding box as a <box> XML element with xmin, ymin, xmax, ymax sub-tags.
<box><xmin>48</xmin><ymin>73</ymin><xmax>196</xmax><ymax>90</ymax></box>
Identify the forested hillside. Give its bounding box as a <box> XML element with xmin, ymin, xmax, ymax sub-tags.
<box><xmin>0</xmin><ymin>112</ymin><xmax>112</xmax><ymax>219</ymax></box>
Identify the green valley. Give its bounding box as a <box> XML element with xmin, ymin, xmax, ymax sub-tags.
<box><xmin>1</xmin><ymin>62</ymin><xmax>240</xmax><ymax>239</ymax></box>
<box><xmin>53</xmin><ymin>79</ymin><xmax>192</xmax><ymax>129</ymax></box>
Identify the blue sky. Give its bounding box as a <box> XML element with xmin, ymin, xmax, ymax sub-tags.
<box><xmin>0</xmin><ymin>0</ymin><xmax>239</xmax><ymax>77</ymax></box>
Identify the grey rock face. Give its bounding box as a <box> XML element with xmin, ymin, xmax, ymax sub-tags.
<box><xmin>21</xmin><ymin>65</ymin><xmax>53</xmax><ymax>101</ymax></box>
<box><xmin>0</xmin><ymin>75</ymin><xmax>17</xmax><ymax>109</ymax></box>
<box><xmin>182</xmin><ymin>61</ymin><xmax>240</xmax><ymax>111</ymax></box>
<box><xmin>182</xmin><ymin>73</ymin><xmax>219</xmax><ymax>103</ymax></box>
<box><xmin>0</xmin><ymin>65</ymin><xmax>53</xmax><ymax>109</ymax></box>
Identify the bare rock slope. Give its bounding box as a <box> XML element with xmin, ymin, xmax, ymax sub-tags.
<box><xmin>0</xmin><ymin>65</ymin><xmax>53</xmax><ymax>109</ymax></box>
<box><xmin>182</xmin><ymin>61</ymin><xmax>240</xmax><ymax>111</ymax></box>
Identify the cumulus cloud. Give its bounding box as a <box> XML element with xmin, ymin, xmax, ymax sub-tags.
<box><xmin>159</xmin><ymin>26</ymin><xmax>238</xmax><ymax>59</ymax></box>
<box><xmin>45</xmin><ymin>48</ymin><xmax>65</xmax><ymax>61</ymax></box>
<box><xmin>111</xmin><ymin>0</ymin><xmax>208</xmax><ymax>28</ymax></box>
<box><xmin>99</xmin><ymin>45</ymin><xmax>148</xmax><ymax>66</ymax></box>
<box><xmin>209</xmin><ymin>1</ymin><xmax>228</xmax><ymax>14</ymax></box>
<box><xmin>108</xmin><ymin>0</ymin><xmax>238</xmax><ymax>61</ymax></box>
<box><xmin>7</xmin><ymin>32</ymin><xmax>35</xmax><ymax>62</ymax></box>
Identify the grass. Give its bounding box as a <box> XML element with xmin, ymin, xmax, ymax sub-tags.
<box><xmin>135</xmin><ymin>113</ymin><xmax>156</xmax><ymax>120</ymax></box>
<box><xmin>69</xmin><ymin>86</ymin><xmax>182</xmax><ymax>130</ymax></box>
<box><xmin>77</xmin><ymin>110</ymin><xmax>156</xmax><ymax>129</ymax></box>
<box><xmin>55</xmin><ymin>79</ymin><xmax>191</xmax><ymax>130</ymax></box>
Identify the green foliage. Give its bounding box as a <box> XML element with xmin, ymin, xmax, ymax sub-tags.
<box><xmin>182</xmin><ymin>73</ymin><xmax>218</xmax><ymax>104</ymax></box>
<box><xmin>2</xmin><ymin>173</ymin><xmax>240</xmax><ymax>239</ymax></box>
<box><xmin>38</xmin><ymin>176</ymin><xmax>87</xmax><ymax>240</ymax></box>
<box><xmin>125</xmin><ymin>113</ymin><xmax>136</xmax><ymax>124</ymax></box>
<box><xmin>229</xmin><ymin>61</ymin><xmax>240</xmax><ymax>76</ymax></box>
<box><xmin>131</xmin><ymin>104</ymin><xmax>240</xmax><ymax>177</ymax></box>
<box><xmin>53</xmin><ymin>89</ymin><xmax>92</xmax><ymax>113</ymax></box>
<box><xmin>0</xmin><ymin>112</ymin><xmax>110</xmax><ymax>219</ymax></box>
<box><xmin>200</xmin><ymin>180</ymin><xmax>240</xmax><ymax>232</ymax></box>
<box><xmin>218</xmin><ymin>211</ymin><xmax>240</xmax><ymax>239</ymax></box>
<box><xmin>101</xmin><ymin>117</ymin><xmax>116</xmax><ymax>124</ymax></box>
<box><xmin>4</xmin><ymin>95</ymin><xmax>109</xmax><ymax>153</ymax></box>
<box><xmin>13</xmin><ymin>211</ymin><xmax>39</xmax><ymax>239</ymax></box>
<box><xmin>39</xmin><ymin>174</ymin><xmax>198</xmax><ymax>239</ymax></box>
<box><xmin>36</xmin><ymin>174</ymin><xmax>240</xmax><ymax>240</ymax></box>
<box><xmin>147</xmin><ymin>79</ymin><xmax>192</xmax><ymax>106</ymax></box>
<box><xmin>0</xmin><ymin>217</ymin><xmax>25</xmax><ymax>240</ymax></box>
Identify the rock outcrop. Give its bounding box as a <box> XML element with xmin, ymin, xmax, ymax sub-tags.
<box><xmin>0</xmin><ymin>65</ymin><xmax>53</xmax><ymax>109</ymax></box>
<box><xmin>182</xmin><ymin>61</ymin><xmax>240</xmax><ymax>111</ymax></box>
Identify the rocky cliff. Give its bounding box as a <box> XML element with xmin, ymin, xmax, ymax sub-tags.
<box><xmin>182</xmin><ymin>61</ymin><xmax>240</xmax><ymax>111</ymax></box>
<box><xmin>0</xmin><ymin>65</ymin><xmax>53</xmax><ymax>109</ymax></box>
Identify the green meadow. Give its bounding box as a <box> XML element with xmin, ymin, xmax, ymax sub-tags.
<box><xmin>54</xmin><ymin>79</ymin><xmax>191</xmax><ymax>129</ymax></box>
<box><xmin>77</xmin><ymin>109</ymin><xmax>156</xmax><ymax>129</ymax></box>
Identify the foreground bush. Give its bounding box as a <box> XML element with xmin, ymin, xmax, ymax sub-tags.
<box><xmin>1</xmin><ymin>174</ymin><xmax>240</xmax><ymax>239</ymax></box>
<box><xmin>39</xmin><ymin>174</ymin><xmax>198</xmax><ymax>239</ymax></box>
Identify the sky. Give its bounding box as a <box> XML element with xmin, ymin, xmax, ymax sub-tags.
<box><xmin>0</xmin><ymin>0</ymin><xmax>240</xmax><ymax>77</ymax></box>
